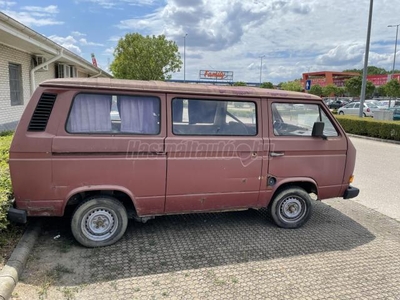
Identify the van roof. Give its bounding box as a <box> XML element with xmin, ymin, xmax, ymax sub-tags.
<box><xmin>40</xmin><ymin>78</ymin><xmax>321</xmax><ymax>100</ymax></box>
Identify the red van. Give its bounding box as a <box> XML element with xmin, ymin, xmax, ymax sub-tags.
<box><xmin>8</xmin><ymin>78</ymin><xmax>359</xmax><ymax>247</ymax></box>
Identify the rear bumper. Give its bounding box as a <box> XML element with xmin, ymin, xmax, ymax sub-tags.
<box><xmin>7</xmin><ymin>201</ymin><xmax>27</xmax><ymax>224</ymax></box>
<box><xmin>343</xmin><ymin>185</ymin><xmax>360</xmax><ymax>199</ymax></box>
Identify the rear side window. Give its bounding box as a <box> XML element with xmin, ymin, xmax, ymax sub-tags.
<box><xmin>172</xmin><ymin>98</ymin><xmax>257</xmax><ymax>136</ymax></box>
<box><xmin>272</xmin><ymin>103</ymin><xmax>338</xmax><ymax>137</ymax></box>
<box><xmin>66</xmin><ymin>93</ymin><xmax>160</xmax><ymax>134</ymax></box>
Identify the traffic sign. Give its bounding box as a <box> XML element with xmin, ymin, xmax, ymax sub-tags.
<box><xmin>305</xmin><ymin>79</ymin><xmax>311</xmax><ymax>91</ymax></box>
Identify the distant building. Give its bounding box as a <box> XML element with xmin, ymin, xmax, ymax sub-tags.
<box><xmin>0</xmin><ymin>12</ymin><xmax>112</xmax><ymax>131</ymax></box>
<box><xmin>302</xmin><ymin>71</ymin><xmax>400</xmax><ymax>90</ymax></box>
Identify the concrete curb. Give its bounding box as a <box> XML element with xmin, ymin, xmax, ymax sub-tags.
<box><xmin>0</xmin><ymin>220</ymin><xmax>41</xmax><ymax>300</ymax></box>
<box><xmin>347</xmin><ymin>134</ymin><xmax>400</xmax><ymax>145</ymax></box>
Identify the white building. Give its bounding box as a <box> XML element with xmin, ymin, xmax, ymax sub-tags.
<box><xmin>0</xmin><ymin>12</ymin><xmax>112</xmax><ymax>131</ymax></box>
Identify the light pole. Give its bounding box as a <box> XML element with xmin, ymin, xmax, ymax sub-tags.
<box><xmin>388</xmin><ymin>24</ymin><xmax>400</xmax><ymax>78</ymax></box>
<box><xmin>183</xmin><ymin>34</ymin><xmax>188</xmax><ymax>82</ymax></box>
<box><xmin>259</xmin><ymin>55</ymin><xmax>265</xmax><ymax>85</ymax></box>
<box><xmin>359</xmin><ymin>0</ymin><xmax>373</xmax><ymax>117</ymax></box>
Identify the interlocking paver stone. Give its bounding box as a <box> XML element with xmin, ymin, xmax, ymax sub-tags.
<box><xmin>11</xmin><ymin>199</ymin><xmax>400</xmax><ymax>299</ymax></box>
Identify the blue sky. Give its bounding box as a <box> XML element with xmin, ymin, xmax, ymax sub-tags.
<box><xmin>1</xmin><ymin>0</ymin><xmax>400</xmax><ymax>84</ymax></box>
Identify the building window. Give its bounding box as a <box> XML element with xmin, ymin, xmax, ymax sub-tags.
<box><xmin>9</xmin><ymin>63</ymin><xmax>23</xmax><ymax>106</ymax></box>
<box><xmin>56</xmin><ymin>64</ymin><xmax>77</xmax><ymax>78</ymax></box>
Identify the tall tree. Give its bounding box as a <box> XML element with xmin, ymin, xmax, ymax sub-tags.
<box><xmin>342</xmin><ymin>66</ymin><xmax>389</xmax><ymax>75</ymax></box>
<box><xmin>323</xmin><ymin>84</ymin><xmax>339</xmax><ymax>96</ymax></box>
<box><xmin>344</xmin><ymin>76</ymin><xmax>375</xmax><ymax>98</ymax></box>
<box><xmin>385</xmin><ymin>79</ymin><xmax>400</xmax><ymax>98</ymax></box>
<box><xmin>110</xmin><ymin>33</ymin><xmax>182</xmax><ymax>80</ymax></box>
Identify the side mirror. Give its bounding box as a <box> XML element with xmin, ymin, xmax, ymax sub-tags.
<box><xmin>312</xmin><ymin>122</ymin><xmax>327</xmax><ymax>140</ymax></box>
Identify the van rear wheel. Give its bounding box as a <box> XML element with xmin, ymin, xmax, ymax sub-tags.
<box><xmin>71</xmin><ymin>196</ymin><xmax>128</xmax><ymax>247</ymax></box>
<box><xmin>270</xmin><ymin>187</ymin><xmax>312</xmax><ymax>229</ymax></box>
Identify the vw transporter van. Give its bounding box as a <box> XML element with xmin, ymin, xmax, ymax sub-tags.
<box><xmin>8</xmin><ymin>78</ymin><xmax>359</xmax><ymax>247</ymax></box>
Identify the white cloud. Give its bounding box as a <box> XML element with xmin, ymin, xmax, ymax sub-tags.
<box><xmin>110</xmin><ymin>0</ymin><xmax>399</xmax><ymax>83</ymax></box>
<box><xmin>3</xmin><ymin>5</ymin><xmax>63</xmax><ymax>27</ymax></box>
<box><xmin>21</xmin><ymin>5</ymin><xmax>59</xmax><ymax>14</ymax></box>
<box><xmin>3</xmin><ymin>10</ymin><xmax>64</xmax><ymax>26</ymax></box>
<box><xmin>72</xmin><ymin>31</ymin><xmax>87</xmax><ymax>37</ymax></box>
<box><xmin>79</xmin><ymin>38</ymin><xmax>104</xmax><ymax>46</ymax></box>
<box><xmin>0</xmin><ymin>1</ymin><xmax>16</xmax><ymax>7</ymax></box>
<box><xmin>75</xmin><ymin>0</ymin><xmax>157</xmax><ymax>9</ymax></box>
<box><xmin>46</xmin><ymin>35</ymin><xmax>105</xmax><ymax>55</ymax></box>
<box><xmin>48</xmin><ymin>35</ymin><xmax>82</xmax><ymax>54</ymax></box>
<box><xmin>103</xmin><ymin>47</ymin><xmax>114</xmax><ymax>55</ymax></box>
<box><xmin>108</xmin><ymin>35</ymin><xmax>122</xmax><ymax>42</ymax></box>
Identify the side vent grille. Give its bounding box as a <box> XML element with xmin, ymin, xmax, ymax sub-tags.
<box><xmin>28</xmin><ymin>93</ymin><xmax>57</xmax><ymax>131</ymax></box>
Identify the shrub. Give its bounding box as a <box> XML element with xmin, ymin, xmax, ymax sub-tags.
<box><xmin>335</xmin><ymin>116</ymin><xmax>400</xmax><ymax>141</ymax></box>
<box><xmin>0</xmin><ymin>132</ymin><xmax>13</xmax><ymax>230</ymax></box>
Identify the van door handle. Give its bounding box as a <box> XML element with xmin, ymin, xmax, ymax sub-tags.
<box><xmin>270</xmin><ymin>152</ymin><xmax>284</xmax><ymax>157</ymax></box>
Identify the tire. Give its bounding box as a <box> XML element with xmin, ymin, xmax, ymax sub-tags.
<box><xmin>363</xmin><ymin>113</ymin><xmax>366</xmax><ymax>117</ymax></box>
<box><xmin>270</xmin><ymin>187</ymin><xmax>312</xmax><ymax>229</ymax></box>
<box><xmin>71</xmin><ymin>195</ymin><xmax>128</xmax><ymax>247</ymax></box>
<box><xmin>339</xmin><ymin>111</ymin><xmax>344</xmax><ymax>115</ymax></box>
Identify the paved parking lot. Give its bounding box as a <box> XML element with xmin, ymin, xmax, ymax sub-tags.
<box><xmin>12</xmin><ymin>198</ymin><xmax>400</xmax><ymax>300</ymax></box>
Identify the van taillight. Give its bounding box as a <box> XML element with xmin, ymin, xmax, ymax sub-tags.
<box><xmin>367</xmin><ymin>108</ymin><xmax>370</xmax><ymax>112</ymax></box>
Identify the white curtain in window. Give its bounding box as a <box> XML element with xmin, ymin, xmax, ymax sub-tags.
<box><xmin>67</xmin><ymin>94</ymin><xmax>112</xmax><ymax>132</ymax></box>
<box><xmin>118</xmin><ymin>96</ymin><xmax>159</xmax><ymax>134</ymax></box>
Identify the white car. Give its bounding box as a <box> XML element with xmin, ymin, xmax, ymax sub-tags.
<box><xmin>365</xmin><ymin>100</ymin><xmax>386</xmax><ymax>109</ymax></box>
<box><xmin>337</xmin><ymin>102</ymin><xmax>380</xmax><ymax>117</ymax></box>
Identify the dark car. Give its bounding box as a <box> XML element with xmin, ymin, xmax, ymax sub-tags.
<box><xmin>328</xmin><ymin>99</ymin><xmax>349</xmax><ymax>109</ymax></box>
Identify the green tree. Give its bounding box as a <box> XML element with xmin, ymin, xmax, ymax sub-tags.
<box><xmin>376</xmin><ymin>84</ymin><xmax>387</xmax><ymax>97</ymax></box>
<box><xmin>344</xmin><ymin>76</ymin><xmax>375</xmax><ymax>98</ymax></box>
<box><xmin>342</xmin><ymin>68</ymin><xmax>362</xmax><ymax>74</ymax></box>
<box><xmin>233</xmin><ymin>81</ymin><xmax>247</xmax><ymax>86</ymax></box>
<box><xmin>322</xmin><ymin>84</ymin><xmax>339</xmax><ymax>96</ymax></box>
<box><xmin>342</xmin><ymin>66</ymin><xmax>389</xmax><ymax>75</ymax></box>
<box><xmin>260</xmin><ymin>82</ymin><xmax>274</xmax><ymax>89</ymax></box>
<box><xmin>110</xmin><ymin>33</ymin><xmax>182</xmax><ymax>80</ymax></box>
<box><xmin>385</xmin><ymin>79</ymin><xmax>400</xmax><ymax>98</ymax></box>
<box><xmin>280</xmin><ymin>81</ymin><xmax>303</xmax><ymax>92</ymax></box>
<box><xmin>308</xmin><ymin>84</ymin><xmax>323</xmax><ymax>96</ymax></box>
<box><xmin>366</xmin><ymin>66</ymin><xmax>387</xmax><ymax>75</ymax></box>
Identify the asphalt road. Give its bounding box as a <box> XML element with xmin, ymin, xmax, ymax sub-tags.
<box><xmin>350</xmin><ymin>136</ymin><xmax>400</xmax><ymax>222</ymax></box>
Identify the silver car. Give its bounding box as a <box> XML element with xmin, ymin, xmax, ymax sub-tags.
<box><xmin>337</xmin><ymin>102</ymin><xmax>380</xmax><ymax>117</ymax></box>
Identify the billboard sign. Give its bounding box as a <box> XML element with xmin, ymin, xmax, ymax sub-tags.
<box><xmin>199</xmin><ymin>70</ymin><xmax>233</xmax><ymax>81</ymax></box>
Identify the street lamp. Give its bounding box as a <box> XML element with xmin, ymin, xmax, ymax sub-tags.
<box><xmin>183</xmin><ymin>34</ymin><xmax>188</xmax><ymax>82</ymax></box>
<box><xmin>259</xmin><ymin>55</ymin><xmax>265</xmax><ymax>85</ymax></box>
<box><xmin>388</xmin><ymin>24</ymin><xmax>400</xmax><ymax>78</ymax></box>
<box><xmin>359</xmin><ymin>0</ymin><xmax>373</xmax><ymax>117</ymax></box>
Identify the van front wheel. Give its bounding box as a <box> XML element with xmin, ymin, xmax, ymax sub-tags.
<box><xmin>71</xmin><ymin>196</ymin><xmax>128</xmax><ymax>247</ymax></box>
<box><xmin>270</xmin><ymin>187</ymin><xmax>312</xmax><ymax>229</ymax></box>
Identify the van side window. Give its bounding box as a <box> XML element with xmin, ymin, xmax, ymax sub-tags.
<box><xmin>272</xmin><ymin>103</ymin><xmax>338</xmax><ymax>137</ymax></box>
<box><xmin>172</xmin><ymin>98</ymin><xmax>257</xmax><ymax>136</ymax></box>
<box><xmin>66</xmin><ymin>93</ymin><xmax>160</xmax><ymax>134</ymax></box>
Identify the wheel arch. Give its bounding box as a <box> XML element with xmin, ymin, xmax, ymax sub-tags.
<box><xmin>268</xmin><ymin>178</ymin><xmax>318</xmax><ymax>208</ymax></box>
<box><xmin>63</xmin><ymin>185</ymin><xmax>137</xmax><ymax>216</ymax></box>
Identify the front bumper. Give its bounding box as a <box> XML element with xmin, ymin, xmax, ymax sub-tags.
<box><xmin>343</xmin><ymin>185</ymin><xmax>360</xmax><ymax>199</ymax></box>
<box><xmin>7</xmin><ymin>201</ymin><xmax>27</xmax><ymax>224</ymax></box>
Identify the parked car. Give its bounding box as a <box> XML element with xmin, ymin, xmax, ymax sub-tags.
<box><xmin>389</xmin><ymin>107</ymin><xmax>400</xmax><ymax>120</ymax></box>
<box><xmin>378</xmin><ymin>99</ymin><xmax>400</xmax><ymax>108</ymax></box>
<box><xmin>328</xmin><ymin>99</ymin><xmax>350</xmax><ymax>109</ymax></box>
<box><xmin>337</xmin><ymin>102</ymin><xmax>380</xmax><ymax>117</ymax></box>
<box><xmin>8</xmin><ymin>78</ymin><xmax>359</xmax><ymax>247</ymax></box>
<box><xmin>365</xmin><ymin>99</ymin><xmax>386</xmax><ymax>109</ymax></box>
